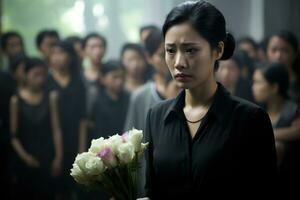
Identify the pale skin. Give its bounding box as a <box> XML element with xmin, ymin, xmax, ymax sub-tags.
<box><xmin>10</xmin><ymin>89</ymin><xmax>63</xmax><ymax>176</ymax></box>
<box><xmin>139</xmin><ymin>22</ymin><xmax>224</xmax><ymax>199</ymax></box>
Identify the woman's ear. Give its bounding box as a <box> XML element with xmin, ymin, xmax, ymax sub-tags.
<box><xmin>214</xmin><ymin>41</ymin><xmax>224</xmax><ymax>60</ymax></box>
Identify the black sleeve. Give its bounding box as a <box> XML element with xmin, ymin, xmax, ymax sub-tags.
<box><xmin>241</xmin><ymin>107</ymin><xmax>278</xmax><ymax>194</ymax></box>
<box><xmin>144</xmin><ymin>108</ymin><xmax>154</xmax><ymax>198</ymax></box>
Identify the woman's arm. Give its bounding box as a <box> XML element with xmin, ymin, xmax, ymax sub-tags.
<box><xmin>10</xmin><ymin>95</ymin><xmax>39</xmax><ymax>168</ymax></box>
<box><xmin>49</xmin><ymin>91</ymin><xmax>63</xmax><ymax>176</ymax></box>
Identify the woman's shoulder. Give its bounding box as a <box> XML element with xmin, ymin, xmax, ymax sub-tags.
<box><xmin>229</xmin><ymin>95</ymin><xmax>270</xmax><ymax>125</ymax></box>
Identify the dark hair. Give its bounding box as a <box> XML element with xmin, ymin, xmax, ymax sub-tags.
<box><xmin>162</xmin><ymin>0</ymin><xmax>235</xmax><ymax>62</ymax></box>
<box><xmin>237</xmin><ymin>37</ymin><xmax>258</xmax><ymax>49</ymax></box>
<box><xmin>268</xmin><ymin>30</ymin><xmax>298</xmax><ymax>52</ymax></box>
<box><xmin>101</xmin><ymin>60</ymin><xmax>123</xmax><ymax>76</ymax></box>
<box><xmin>1</xmin><ymin>31</ymin><xmax>24</xmax><ymax>51</ymax></box>
<box><xmin>36</xmin><ymin>29</ymin><xmax>60</xmax><ymax>49</ymax></box>
<box><xmin>121</xmin><ymin>43</ymin><xmax>145</xmax><ymax>60</ymax></box>
<box><xmin>24</xmin><ymin>57</ymin><xmax>46</xmax><ymax>73</ymax></box>
<box><xmin>144</xmin><ymin>30</ymin><xmax>164</xmax><ymax>56</ymax></box>
<box><xmin>140</xmin><ymin>25</ymin><xmax>159</xmax><ymax>36</ymax></box>
<box><xmin>82</xmin><ymin>33</ymin><xmax>107</xmax><ymax>49</ymax></box>
<box><xmin>260</xmin><ymin>62</ymin><xmax>289</xmax><ymax>98</ymax></box>
<box><xmin>9</xmin><ymin>53</ymin><xmax>27</xmax><ymax>73</ymax></box>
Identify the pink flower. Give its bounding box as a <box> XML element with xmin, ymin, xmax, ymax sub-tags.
<box><xmin>97</xmin><ymin>148</ymin><xmax>117</xmax><ymax>168</ymax></box>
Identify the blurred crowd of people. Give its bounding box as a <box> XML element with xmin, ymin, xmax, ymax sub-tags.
<box><xmin>0</xmin><ymin>25</ymin><xmax>300</xmax><ymax>199</ymax></box>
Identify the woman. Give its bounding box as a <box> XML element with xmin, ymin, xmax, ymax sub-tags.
<box><xmin>10</xmin><ymin>58</ymin><xmax>62</xmax><ymax>200</ymax></box>
<box><xmin>46</xmin><ymin>40</ymin><xmax>87</xmax><ymax>199</ymax></box>
<box><xmin>252</xmin><ymin>62</ymin><xmax>300</xmax><ymax>189</ymax></box>
<box><xmin>267</xmin><ymin>30</ymin><xmax>300</xmax><ymax>103</ymax></box>
<box><xmin>143</xmin><ymin>1</ymin><xmax>277</xmax><ymax>199</ymax></box>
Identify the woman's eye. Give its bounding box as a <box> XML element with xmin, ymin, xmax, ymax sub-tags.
<box><xmin>166</xmin><ymin>48</ymin><xmax>176</xmax><ymax>54</ymax></box>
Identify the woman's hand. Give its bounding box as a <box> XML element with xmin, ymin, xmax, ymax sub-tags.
<box><xmin>23</xmin><ymin>154</ymin><xmax>40</xmax><ymax>168</ymax></box>
<box><xmin>51</xmin><ymin>157</ymin><xmax>62</xmax><ymax>177</ymax></box>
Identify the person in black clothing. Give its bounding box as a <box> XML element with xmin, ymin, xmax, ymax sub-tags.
<box><xmin>142</xmin><ymin>1</ymin><xmax>277</xmax><ymax>199</ymax></box>
<box><xmin>47</xmin><ymin>40</ymin><xmax>87</xmax><ymax>199</ymax></box>
<box><xmin>10</xmin><ymin>58</ymin><xmax>62</xmax><ymax>200</ymax></box>
<box><xmin>90</xmin><ymin>60</ymin><xmax>130</xmax><ymax>139</ymax></box>
<box><xmin>252</xmin><ymin>62</ymin><xmax>300</xmax><ymax>192</ymax></box>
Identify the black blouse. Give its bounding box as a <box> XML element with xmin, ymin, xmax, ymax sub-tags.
<box><xmin>145</xmin><ymin>83</ymin><xmax>278</xmax><ymax>199</ymax></box>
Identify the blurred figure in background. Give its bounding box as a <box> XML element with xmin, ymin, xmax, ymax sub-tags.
<box><xmin>267</xmin><ymin>30</ymin><xmax>300</xmax><ymax>104</ymax></box>
<box><xmin>1</xmin><ymin>31</ymin><xmax>26</xmax><ymax>70</ymax></box>
<box><xmin>47</xmin><ymin>40</ymin><xmax>87</xmax><ymax>200</ymax></box>
<box><xmin>216</xmin><ymin>50</ymin><xmax>255</xmax><ymax>102</ymax></box>
<box><xmin>35</xmin><ymin>29</ymin><xmax>60</xmax><ymax>63</ymax></box>
<box><xmin>257</xmin><ymin>37</ymin><xmax>269</xmax><ymax>62</ymax></box>
<box><xmin>237</xmin><ymin>37</ymin><xmax>259</xmax><ymax>61</ymax></box>
<box><xmin>124</xmin><ymin>30</ymin><xmax>172</xmax><ymax>132</ymax></box>
<box><xmin>121</xmin><ymin>43</ymin><xmax>148</xmax><ymax>92</ymax></box>
<box><xmin>252</xmin><ymin>62</ymin><xmax>300</xmax><ymax>192</ymax></box>
<box><xmin>65</xmin><ymin>35</ymin><xmax>84</xmax><ymax>62</ymax></box>
<box><xmin>90</xmin><ymin>60</ymin><xmax>129</xmax><ymax>140</ymax></box>
<box><xmin>139</xmin><ymin>25</ymin><xmax>159</xmax><ymax>45</ymax></box>
<box><xmin>10</xmin><ymin>58</ymin><xmax>62</xmax><ymax>200</ymax></box>
<box><xmin>124</xmin><ymin>30</ymin><xmax>174</xmax><ymax>198</ymax></box>
<box><xmin>82</xmin><ymin>33</ymin><xmax>107</xmax><ymax>120</ymax></box>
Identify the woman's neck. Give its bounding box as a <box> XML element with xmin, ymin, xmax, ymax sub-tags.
<box><xmin>185</xmin><ymin>78</ymin><xmax>217</xmax><ymax>107</ymax></box>
<box><xmin>267</xmin><ymin>95</ymin><xmax>284</xmax><ymax>114</ymax></box>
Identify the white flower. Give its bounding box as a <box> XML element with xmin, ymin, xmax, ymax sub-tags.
<box><xmin>75</xmin><ymin>152</ymin><xmax>105</xmax><ymax>175</ymax></box>
<box><xmin>117</xmin><ymin>142</ymin><xmax>135</xmax><ymax>164</ymax></box>
<box><xmin>108</xmin><ymin>134</ymin><xmax>123</xmax><ymax>154</ymax></box>
<box><xmin>85</xmin><ymin>155</ymin><xmax>105</xmax><ymax>175</ymax></box>
<box><xmin>70</xmin><ymin>163</ymin><xmax>92</xmax><ymax>186</ymax></box>
<box><xmin>88</xmin><ymin>137</ymin><xmax>110</xmax><ymax>154</ymax></box>
<box><xmin>128</xmin><ymin>128</ymin><xmax>143</xmax><ymax>152</ymax></box>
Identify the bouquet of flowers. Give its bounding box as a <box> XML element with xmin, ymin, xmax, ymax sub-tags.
<box><xmin>70</xmin><ymin>128</ymin><xmax>148</xmax><ymax>200</ymax></box>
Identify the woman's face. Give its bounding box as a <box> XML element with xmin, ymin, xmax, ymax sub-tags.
<box><xmin>25</xmin><ymin>66</ymin><xmax>47</xmax><ymax>91</ymax></box>
<box><xmin>216</xmin><ymin>59</ymin><xmax>241</xmax><ymax>88</ymax></box>
<box><xmin>122</xmin><ymin>49</ymin><xmax>146</xmax><ymax>78</ymax></box>
<box><xmin>165</xmin><ymin>23</ymin><xmax>223</xmax><ymax>89</ymax></box>
<box><xmin>267</xmin><ymin>36</ymin><xmax>297</xmax><ymax>69</ymax></box>
<box><xmin>50</xmin><ymin>46</ymin><xmax>70</xmax><ymax>70</ymax></box>
<box><xmin>252</xmin><ymin>69</ymin><xmax>273</xmax><ymax>103</ymax></box>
